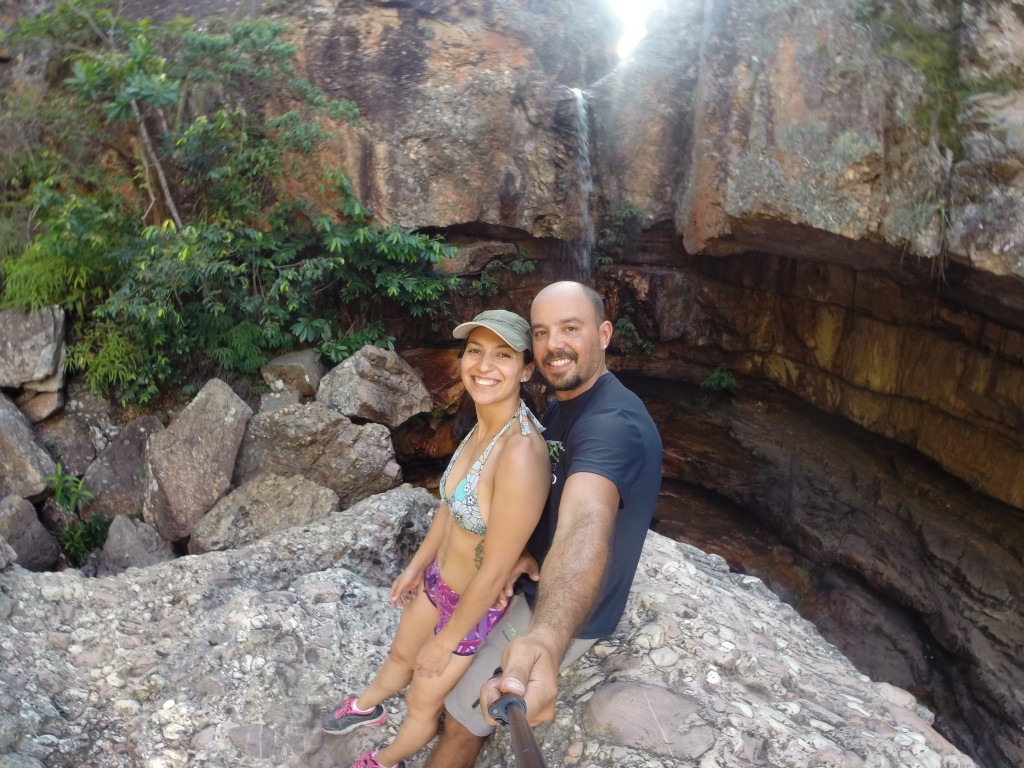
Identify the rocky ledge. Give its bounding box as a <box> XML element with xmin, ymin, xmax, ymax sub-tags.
<box><xmin>0</xmin><ymin>488</ymin><xmax>975</xmax><ymax>768</ymax></box>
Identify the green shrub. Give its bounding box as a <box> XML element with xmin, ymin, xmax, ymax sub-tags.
<box><xmin>57</xmin><ymin>513</ymin><xmax>110</xmax><ymax>567</ymax></box>
<box><xmin>595</xmin><ymin>203</ymin><xmax>644</xmax><ymax>265</ymax></box>
<box><xmin>700</xmin><ymin>363</ymin><xmax>738</xmax><ymax>394</ymax></box>
<box><xmin>461</xmin><ymin>248</ymin><xmax>536</xmax><ymax>298</ymax></box>
<box><xmin>697</xmin><ymin>363</ymin><xmax>738</xmax><ymax>409</ymax></box>
<box><xmin>612</xmin><ymin>316</ymin><xmax>654</xmax><ymax>356</ymax></box>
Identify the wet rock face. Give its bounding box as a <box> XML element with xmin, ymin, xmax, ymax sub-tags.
<box><xmin>601</xmin><ymin>253</ymin><xmax>1024</xmax><ymax>512</ymax></box>
<box><xmin>293</xmin><ymin>0</ymin><xmax>619</xmax><ymax>238</ymax></box>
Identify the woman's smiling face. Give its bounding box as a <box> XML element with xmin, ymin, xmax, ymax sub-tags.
<box><xmin>461</xmin><ymin>326</ymin><xmax>532</xmax><ymax>406</ymax></box>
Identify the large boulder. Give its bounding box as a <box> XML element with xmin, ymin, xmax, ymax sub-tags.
<box><xmin>259</xmin><ymin>349</ymin><xmax>324</xmax><ymax>398</ymax></box>
<box><xmin>317</xmin><ymin>345</ymin><xmax>432</xmax><ymax>429</ymax></box>
<box><xmin>95</xmin><ymin>514</ymin><xmax>175</xmax><ymax>575</ymax></box>
<box><xmin>0</xmin><ymin>306</ymin><xmax>65</xmax><ymax>389</ymax></box>
<box><xmin>33</xmin><ymin>378</ymin><xmax>117</xmax><ymax>477</ymax></box>
<box><xmin>0</xmin><ymin>495</ymin><xmax>59</xmax><ymax>572</ymax></box>
<box><xmin>142</xmin><ymin>379</ymin><xmax>253</xmax><ymax>542</ymax></box>
<box><xmin>0</xmin><ymin>392</ymin><xmax>56</xmax><ymax>500</ymax></box>
<box><xmin>189</xmin><ymin>473</ymin><xmax>340</xmax><ymax>554</ymax></box>
<box><xmin>233</xmin><ymin>402</ymin><xmax>402</xmax><ymax>507</ymax></box>
<box><xmin>82</xmin><ymin>416</ymin><xmax>163</xmax><ymax>519</ymax></box>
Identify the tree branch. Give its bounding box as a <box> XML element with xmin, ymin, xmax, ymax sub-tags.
<box><xmin>131</xmin><ymin>100</ymin><xmax>183</xmax><ymax>229</ymax></box>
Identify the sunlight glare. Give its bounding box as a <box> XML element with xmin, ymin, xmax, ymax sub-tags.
<box><xmin>608</xmin><ymin>0</ymin><xmax>662</xmax><ymax>58</ymax></box>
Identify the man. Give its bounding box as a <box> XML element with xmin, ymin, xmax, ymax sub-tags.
<box><xmin>424</xmin><ymin>280</ymin><xmax>663</xmax><ymax>767</ymax></box>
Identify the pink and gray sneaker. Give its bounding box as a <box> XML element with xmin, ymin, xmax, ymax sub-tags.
<box><xmin>321</xmin><ymin>697</ymin><xmax>387</xmax><ymax>735</ymax></box>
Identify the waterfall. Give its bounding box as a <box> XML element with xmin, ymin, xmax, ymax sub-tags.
<box><xmin>566</xmin><ymin>86</ymin><xmax>596</xmax><ymax>284</ymax></box>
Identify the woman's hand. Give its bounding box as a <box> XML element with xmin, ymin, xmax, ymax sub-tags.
<box><xmin>414</xmin><ymin>635</ymin><xmax>453</xmax><ymax>678</ymax></box>
<box><xmin>389</xmin><ymin>567</ymin><xmax>424</xmax><ymax>608</ymax></box>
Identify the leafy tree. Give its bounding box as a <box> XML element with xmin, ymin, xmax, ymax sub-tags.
<box><xmin>1</xmin><ymin>1</ymin><xmax>459</xmax><ymax>404</ymax></box>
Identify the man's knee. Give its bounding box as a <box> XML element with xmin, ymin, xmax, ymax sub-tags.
<box><xmin>423</xmin><ymin>713</ymin><xmax>486</xmax><ymax>768</ymax></box>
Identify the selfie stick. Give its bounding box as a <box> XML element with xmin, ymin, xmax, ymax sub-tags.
<box><xmin>487</xmin><ymin>693</ymin><xmax>548</xmax><ymax>768</ymax></box>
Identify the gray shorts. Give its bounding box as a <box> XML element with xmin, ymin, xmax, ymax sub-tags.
<box><xmin>444</xmin><ymin>593</ymin><xmax>597</xmax><ymax>737</ymax></box>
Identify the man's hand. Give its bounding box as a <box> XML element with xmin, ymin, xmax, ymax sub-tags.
<box><xmin>494</xmin><ymin>553</ymin><xmax>540</xmax><ymax>610</ymax></box>
<box><xmin>480</xmin><ymin>633</ymin><xmax>560</xmax><ymax>726</ymax></box>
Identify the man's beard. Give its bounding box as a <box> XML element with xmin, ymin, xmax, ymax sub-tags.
<box><xmin>547</xmin><ymin>371</ymin><xmax>583</xmax><ymax>391</ymax></box>
<box><xmin>542</xmin><ymin>351</ymin><xmax>582</xmax><ymax>391</ymax></box>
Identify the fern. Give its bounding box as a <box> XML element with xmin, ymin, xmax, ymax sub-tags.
<box><xmin>43</xmin><ymin>462</ymin><xmax>96</xmax><ymax>512</ymax></box>
<box><xmin>66</xmin><ymin>322</ymin><xmax>141</xmax><ymax>396</ymax></box>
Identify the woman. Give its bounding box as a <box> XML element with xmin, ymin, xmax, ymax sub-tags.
<box><xmin>322</xmin><ymin>309</ymin><xmax>550</xmax><ymax>768</ymax></box>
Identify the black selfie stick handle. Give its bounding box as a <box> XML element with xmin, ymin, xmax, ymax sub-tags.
<box><xmin>488</xmin><ymin>693</ymin><xmax>548</xmax><ymax>768</ymax></box>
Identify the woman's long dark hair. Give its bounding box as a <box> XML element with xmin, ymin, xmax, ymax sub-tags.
<box><xmin>451</xmin><ymin>346</ymin><xmax>546</xmax><ymax>441</ymax></box>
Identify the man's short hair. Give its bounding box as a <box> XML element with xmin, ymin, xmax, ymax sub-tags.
<box><xmin>580</xmin><ymin>283</ymin><xmax>606</xmax><ymax>323</ymax></box>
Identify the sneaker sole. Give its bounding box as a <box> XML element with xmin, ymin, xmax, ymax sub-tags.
<box><xmin>321</xmin><ymin>712</ymin><xmax>387</xmax><ymax>735</ymax></box>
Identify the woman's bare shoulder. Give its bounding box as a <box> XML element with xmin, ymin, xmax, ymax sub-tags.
<box><xmin>498</xmin><ymin>426</ymin><xmax>549</xmax><ymax>471</ymax></box>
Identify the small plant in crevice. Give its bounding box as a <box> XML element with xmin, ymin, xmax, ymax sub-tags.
<box><xmin>43</xmin><ymin>462</ymin><xmax>95</xmax><ymax>512</ymax></box>
<box><xmin>612</xmin><ymin>315</ymin><xmax>654</xmax><ymax>356</ymax></box>
<box><xmin>594</xmin><ymin>203</ymin><xmax>644</xmax><ymax>266</ymax></box>
<box><xmin>696</xmin><ymin>363</ymin><xmax>737</xmax><ymax>410</ymax></box>
<box><xmin>701</xmin><ymin>363</ymin><xmax>738</xmax><ymax>393</ymax></box>
<box><xmin>460</xmin><ymin>248</ymin><xmax>536</xmax><ymax>298</ymax></box>
<box><xmin>57</xmin><ymin>512</ymin><xmax>110</xmax><ymax>567</ymax></box>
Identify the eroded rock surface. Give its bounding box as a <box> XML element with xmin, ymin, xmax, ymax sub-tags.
<box><xmin>0</xmin><ymin>518</ymin><xmax>976</xmax><ymax>768</ymax></box>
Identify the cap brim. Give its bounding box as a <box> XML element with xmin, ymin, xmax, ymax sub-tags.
<box><xmin>452</xmin><ymin>322</ymin><xmax>528</xmax><ymax>351</ymax></box>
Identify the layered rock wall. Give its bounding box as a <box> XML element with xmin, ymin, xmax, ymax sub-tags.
<box><xmin>602</xmin><ymin>254</ymin><xmax>1024</xmax><ymax>510</ymax></box>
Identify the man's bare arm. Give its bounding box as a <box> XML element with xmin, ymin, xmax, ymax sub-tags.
<box><xmin>482</xmin><ymin>471</ymin><xmax>619</xmax><ymax>725</ymax></box>
<box><xmin>528</xmin><ymin>471</ymin><xmax>618</xmax><ymax>656</ymax></box>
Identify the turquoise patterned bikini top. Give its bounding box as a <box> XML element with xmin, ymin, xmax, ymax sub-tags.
<box><xmin>440</xmin><ymin>400</ymin><xmax>543</xmax><ymax>536</ymax></box>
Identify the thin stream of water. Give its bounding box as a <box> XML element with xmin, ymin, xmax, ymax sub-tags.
<box><xmin>566</xmin><ymin>86</ymin><xmax>596</xmax><ymax>284</ymax></box>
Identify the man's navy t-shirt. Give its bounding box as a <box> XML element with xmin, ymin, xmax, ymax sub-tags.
<box><xmin>520</xmin><ymin>372</ymin><xmax>662</xmax><ymax>639</ymax></box>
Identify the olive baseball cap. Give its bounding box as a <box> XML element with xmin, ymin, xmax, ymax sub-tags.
<box><xmin>452</xmin><ymin>309</ymin><xmax>532</xmax><ymax>352</ymax></box>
